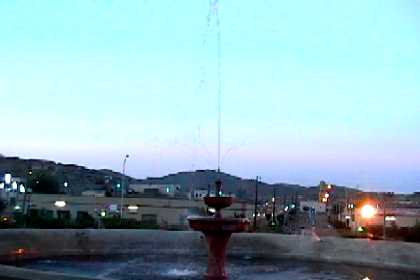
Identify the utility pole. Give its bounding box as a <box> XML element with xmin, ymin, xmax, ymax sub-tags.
<box><xmin>120</xmin><ymin>154</ymin><xmax>129</xmax><ymax>219</ymax></box>
<box><xmin>383</xmin><ymin>194</ymin><xmax>386</xmax><ymax>240</ymax></box>
<box><xmin>253</xmin><ymin>176</ymin><xmax>259</xmax><ymax>231</ymax></box>
<box><xmin>383</xmin><ymin>192</ymin><xmax>393</xmax><ymax>240</ymax></box>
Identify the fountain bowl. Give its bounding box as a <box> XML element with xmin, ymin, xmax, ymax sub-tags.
<box><xmin>204</xmin><ymin>196</ymin><xmax>233</xmax><ymax>211</ymax></box>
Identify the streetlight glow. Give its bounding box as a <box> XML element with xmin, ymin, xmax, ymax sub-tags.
<box><xmin>385</xmin><ymin>216</ymin><xmax>396</xmax><ymax>221</ymax></box>
<box><xmin>54</xmin><ymin>200</ymin><xmax>66</xmax><ymax>208</ymax></box>
<box><xmin>361</xmin><ymin>204</ymin><xmax>376</xmax><ymax>219</ymax></box>
<box><xmin>128</xmin><ymin>205</ymin><xmax>139</xmax><ymax>212</ymax></box>
<box><xmin>4</xmin><ymin>174</ymin><xmax>11</xmax><ymax>184</ymax></box>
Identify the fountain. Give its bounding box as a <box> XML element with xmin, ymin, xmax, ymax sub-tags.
<box><xmin>188</xmin><ymin>179</ymin><xmax>250</xmax><ymax>280</ymax></box>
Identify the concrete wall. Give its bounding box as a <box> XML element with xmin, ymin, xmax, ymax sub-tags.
<box><xmin>1</xmin><ymin>229</ymin><xmax>420</xmax><ymax>279</ymax></box>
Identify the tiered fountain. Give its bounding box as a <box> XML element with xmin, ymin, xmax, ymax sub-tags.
<box><xmin>188</xmin><ymin>179</ymin><xmax>250</xmax><ymax>280</ymax></box>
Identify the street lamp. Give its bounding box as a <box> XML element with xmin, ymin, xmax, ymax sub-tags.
<box><xmin>120</xmin><ymin>154</ymin><xmax>129</xmax><ymax>219</ymax></box>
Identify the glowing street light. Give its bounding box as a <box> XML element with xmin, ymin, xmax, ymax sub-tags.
<box><xmin>127</xmin><ymin>205</ymin><xmax>139</xmax><ymax>212</ymax></box>
<box><xmin>54</xmin><ymin>200</ymin><xmax>66</xmax><ymax>208</ymax></box>
<box><xmin>361</xmin><ymin>204</ymin><xmax>376</xmax><ymax>219</ymax></box>
<box><xmin>385</xmin><ymin>216</ymin><xmax>396</xmax><ymax>222</ymax></box>
<box><xmin>4</xmin><ymin>174</ymin><xmax>11</xmax><ymax>185</ymax></box>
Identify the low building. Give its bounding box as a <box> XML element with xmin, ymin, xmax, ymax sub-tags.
<box><xmin>129</xmin><ymin>184</ymin><xmax>181</xmax><ymax>197</ymax></box>
<box><xmin>20</xmin><ymin>194</ymin><xmax>253</xmax><ymax>230</ymax></box>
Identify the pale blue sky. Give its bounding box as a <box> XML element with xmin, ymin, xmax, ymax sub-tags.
<box><xmin>1</xmin><ymin>1</ymin><xmax>420</xmax><ymax>192</ymax></box>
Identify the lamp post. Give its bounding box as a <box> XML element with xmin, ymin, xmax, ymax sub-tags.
<box><xmin>253</xmin><ymin>176</ymin><xmax>260</xmax><ymax>231</ymax></box>
<box><xmin>120</xmin><ymin>154</ymin><xmax>129</xmax><ymax>219</ymax></box>
<box><xmin>271</xmin><ymin>187</ymin><xmax>276</xmax><ymax>226</ymax></box>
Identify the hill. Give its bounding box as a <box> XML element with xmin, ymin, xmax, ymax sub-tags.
<box><xmin>0</xmin><ymin>156</ymin><xmax>357</xmax><ymax>201</ymax></box>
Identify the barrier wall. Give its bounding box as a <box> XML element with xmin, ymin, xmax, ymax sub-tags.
<box><xmin>0</xmin><ymin>229</ymin><xmax>420</xmax><ymax>279</ymax></box>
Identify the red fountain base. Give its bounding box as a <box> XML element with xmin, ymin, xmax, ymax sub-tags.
<box><xmin>188</xmin><ymin>196</ymin><xmax>249</xmax><ymax>280</ymax></box>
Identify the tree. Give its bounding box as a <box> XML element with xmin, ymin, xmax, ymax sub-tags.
<box><xmin>28</xmin><ymin>171</ymin><xmax>60</xmax><ymax>194</ymax></box>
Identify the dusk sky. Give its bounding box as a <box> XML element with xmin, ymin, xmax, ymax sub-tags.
<box><xmin>1</xmin><ymin>1</ymin><xmax>420</xmax><ymax>192</ymax></box>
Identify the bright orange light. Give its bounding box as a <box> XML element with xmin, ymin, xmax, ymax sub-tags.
<box><xmin>322</xmin><ymin>197</ymin><xmax>328</xmax><ymax>203</ymax></box>
<box><xmin>361</xmin><ymin>204</ymin><xmax>376</xmax><ymax>219</ymax></box>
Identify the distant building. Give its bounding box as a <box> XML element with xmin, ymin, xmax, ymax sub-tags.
<box><xmin>192</xmin><ymin>189</ymin><xmax>210</xmax><ymax>200</ymax></box>
<box><xmin>300</xmin><ymin>200</ymin><xmax>326</xmax><ymax>213</ymax></box>
<box><xmin>191</xmin><ymin>188</ymin><xmax>237</xmax><ymax>200</ymax></box>
<box><xmin>81</xmin><ymin>190</ymin><xmax>105</xmax><ymax>198</ymax></box>
<box><xmin>333</xmin><ymin>192</ymin><xmax>420</xmax><ymax>231</ymax></box>
<box><xmin>129</xmin><ymin>184</ymin><xmax>181</xmax><ymax>197</ymax></box>
<box><xmin>18</xmin><ymin>194</ymin><xmax>254</xmax><ymax>230</ymax></box>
